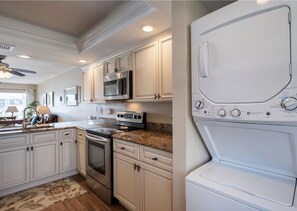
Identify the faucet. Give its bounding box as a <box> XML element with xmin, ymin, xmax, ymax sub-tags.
<box><xmin>23</xmin><ymin>106</ymin><xmax>38</xmax><ymax>129</ymax></box>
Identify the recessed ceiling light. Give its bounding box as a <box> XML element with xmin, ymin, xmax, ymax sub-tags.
<box><xmin>17</xmin><ymin>55</ymin><xmax>31</xmax><ymax>59</ymax></box>
<box><xmin>142</xmin><ymin>25</ymin><xmax>154</xmax><ymax>32</ymax></box>
<box><xmin>78</xmin><ymin>59</ymin><xmax>87</xmax><ymax>63</ymax></box>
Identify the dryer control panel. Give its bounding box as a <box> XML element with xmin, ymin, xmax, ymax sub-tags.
<box><xmin>192</xmin><ymin>88</ymin><xmax>297</xmax><ymax>123</ymax></box>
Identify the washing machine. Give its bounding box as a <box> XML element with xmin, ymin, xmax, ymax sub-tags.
<box><xmin>187</xmin><ymin>1</ymin><xmax>297</xmax><ymax>210</ymax></box>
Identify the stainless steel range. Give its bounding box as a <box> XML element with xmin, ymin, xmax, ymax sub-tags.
<box><xmin>85</xmin><ymin>111</ymin><xmax>146</xmax><ymax>205</ymax></box>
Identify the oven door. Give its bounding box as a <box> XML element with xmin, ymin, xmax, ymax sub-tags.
<box><xmin>86</xmin><ymin>134</ymin><xmax>111</xmax><ymax>189</ymax></box>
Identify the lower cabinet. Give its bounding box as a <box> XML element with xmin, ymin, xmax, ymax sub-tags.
<box><xmin>60</xmin><ymin>139</ymin><xmax>74</xmax><ymax>173</ymax></box>
<box><xmin>0</xmin><ymin>146</ymin><xmax>30</xmax><ymax>188</ymax></box>
<box><xmin>0</xmin><ymin>130</ymin><xmax>76</xmax><ymax>191</ymax></box>
<box><xmin>113</xmin><ymin>139</ymin><xmax>172</xmax><ymax>211</ymax></box>
<box><xmin>31</xmin><ymin>142</ymin><xmax>59</xmax><ymax>181</ymax></box>
<box><xmin>76</xmin><ymin>130</ymin><xmax>86</xmax><ymax>176</ymax></box>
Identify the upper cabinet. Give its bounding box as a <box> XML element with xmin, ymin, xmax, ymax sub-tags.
<box><xmin>104</xmin><ymin>51</ymin><xmax>133</xmax><ymax>75</ymax></box>
<box><xmin>133</xmin><ymin>35</ymin><xmax>172</xmax><ymax>101</ymax></box>
<box><xmin>82</xmin><ymin>63</ymin><xmax>104</xmax><ymax>103</ymax></box>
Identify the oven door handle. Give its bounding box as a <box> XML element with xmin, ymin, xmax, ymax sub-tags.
<box><xmin>86</xmin><ymin>134</ymin><xmax>108</xmax><ymax>144</ymax></box>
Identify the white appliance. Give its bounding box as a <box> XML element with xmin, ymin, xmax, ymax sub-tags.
<box><xmin>187</xmin><ymin>1</ymin><xmax>297</xmax><ymax>211</ymax></box>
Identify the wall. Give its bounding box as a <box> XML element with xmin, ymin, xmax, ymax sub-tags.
<box><xmin>172</xmin><ymin>2</ymin><xmax>210</xmax><ymax>211</ymax></box>
<box><xmin>37</xmin><ymin>67</ymin><xmax>172</xmax><ymax>123</ymax></box>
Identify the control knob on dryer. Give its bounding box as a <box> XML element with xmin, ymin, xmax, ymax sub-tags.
<box><xmin>280</xmin><ymin>96</ymin><xmax>297</xmax><ymax>111</ymax></box>
<box><xmin>218</xmin><ymin>109</ymin><xmax>226</xmax><ymax>117</ymax></box>
<box><xmin>231</xmin><ymin>109</ymin><xmax>241</xmax><ymax>117</ymax></box>
<box><xmin>195</xmin><ymin>100</ymin><xmax>204</xmax><ymax>110</ymax></box>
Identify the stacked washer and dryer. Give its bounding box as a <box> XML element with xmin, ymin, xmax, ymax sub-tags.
<box><xmin>187</xmin><ymin>1</ymin><xmax>297</xmax><ymax>210</ymax></box>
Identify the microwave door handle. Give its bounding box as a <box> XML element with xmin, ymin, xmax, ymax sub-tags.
<box><xmin>116</xmin><ymin>80</ymin><xmax>120</xmax><ymax>95</ymax></box>
<box><xmin>119</xmin><ymin>79</ymin><xmax>123</xmax><ymax>95</ymax></box>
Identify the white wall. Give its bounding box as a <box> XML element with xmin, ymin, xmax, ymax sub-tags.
<box><xmin>172</xmin><ymin>2</ymin><xmax>210</xmax><ymax>211</ymax></box>
<box><xmin>37</xmin><ymin>67</ymin><xmax>172</xmax><ymax>123</ymax></box>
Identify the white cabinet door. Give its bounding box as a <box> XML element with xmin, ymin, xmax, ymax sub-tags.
<box><xmin>93</xmin><ymin>63</ymin><xmax>104</xmax><ymax>102</ymax></box>
<box><xmin>0</xmin><ymin>146</ymin><xmax>29</xmax><ymax>189</ymax></box>
<box><xmin>140</xmin><ymin>162</ymin><xmax>172</xmax><ymax>211</ymax></box>
<box><xmin>31</xmin><ymin>142</ymin><xmax>59</xmax><ymax>181</ymax></box>
<box><xmin>82</xmin><ymin>68</ymin><xmax>93</xmax><ymax>102</ymax></box>
<box><xmin>105</xmin><ymin>58</ymin><xmax>117</xmax><ymax>75</ymax></box>
<box><xmin>158</xmin><ymin>36</ymin><xmax>172</xmax><ymax>100</ymax></box>
<box><xmin>60</xmin><ymin>139</ymin><xmax>73</xmax><ymax>173</ymax></box>
<box><xmin>76</xmin><ymin>131</ymin><xmax>86</xmax><ymax>176</ymax></box>
<box><xmin>133</xmin><ymin>41</ymin><xmax>158</xmax><ymax>101</ymax></box>
<box><xmin>118</xmin><ymin>51</ymin><xmax>132</xmax><ymax>71</ymax></box>
<box><xmin>114</xmin><ymin>152</ymin><xmax>139</xmax><ymax>211</ymax></box>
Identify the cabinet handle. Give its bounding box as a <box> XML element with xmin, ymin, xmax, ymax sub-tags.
<box><xmin>61</xmin><ymin>142</ymin><xmax>63</xmax><ymax>146</ymax></box>
<box><xmin>75</xmin><ymin>140</ymin><xmax>77</xmax><ymax>144</ymax></box>
<box><xmin>134</xmin><ymin>163</ymin><xmax>137</xmax><ymax>170</ymax></box>
<box><xmin>157</xmin><ymin>94</ymin><xmax>161</xmax><ymax>100</ymax></box>
<box><xmin>79</xmin><ymin>134</ymin><xmax>83</xmax><ymax>136</ymax></box>
<box><xmin>120</xmin><ymin>147</ymin><xmax>125</xmax><ymax>150</ymax></box>
<box><xmin>154</xmin><ymin>93</ymin><xmax>157</xmax><ymax>100</ymax></box>
<box><xmin>27</xmin><ymin>146</ymin><xmax>29</xmax><ymax>151</ymax></box>
<box><xmin>31</xmin><ymin>146</ymin><xmax>33</xmax><ymax>151</ymax></box>
<box><xmin>90</xmin><ymin>99</ymin><xmax>93</xmax><ymax>102</ymax></box>
<box><xmin>152</xmin><ymin>157</ymin><xmax>158</xmax><ymax>161</ymax></box>
<box><xmin>137</xmin><ymin>165</ymin><xmax>141</xmax><ymax>172</ymax></box>
<box><xmin>64</xmin><ymin>133</ymin><xmax>70</xmax><ymax>136</ymax></box>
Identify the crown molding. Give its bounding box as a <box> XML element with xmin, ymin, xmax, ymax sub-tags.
<box><xmin>77</xmin><ymin>1</ymin><xmax>156</xmax><ymax>53</ymax></box>
<box><xmin>0</xmin><ymin>16</ymin><xmax>78</xmax><ymax>52</ymax></box>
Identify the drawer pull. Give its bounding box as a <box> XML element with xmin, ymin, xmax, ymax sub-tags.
<box><xmin>79</xmin><ymin>134</ymin><xmax>83</xmax><ymax>136</ymax></box>
<box><xmin>152</xmin><ymin>157</ymin><xmax>158</xmax><ymax>161</ymax></box>
<box><xmin>120</xmin><ymin>147</ymin><xmax>125</xmax><ymax>150</ymax></box>
<box><xmin>27</xmin><ymin>147</ymin><xmax>29</xmax><ymax>151</ymax></box>
<box><xmin>64</xmin><ymin>133</ymin><xmax>70</xmax><ymax>136</ymax></box>
<box><xmin>31</xmin><ymin>146</ymin><xmax>33</xmax><ymax>151</ymax></box>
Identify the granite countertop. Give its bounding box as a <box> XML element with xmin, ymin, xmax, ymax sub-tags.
<box><xmin>0</xmin><ymin>120</ymin><xmax>109</xmax><ymax>136</ymax></box>
<box><xmin>112</xmin><ymin>130</ymin><xmax>173</xmax><ymax>153</ymax></box>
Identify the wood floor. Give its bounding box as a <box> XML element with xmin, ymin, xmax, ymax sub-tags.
<box><xmin>43</xmin><ymin>174</ymin><xmax>128</xmax><ymax>211</ymax></box>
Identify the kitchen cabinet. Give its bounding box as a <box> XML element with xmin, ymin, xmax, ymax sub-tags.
<box><xmin>60</xmin><ymin>129</ymin><xmax>75</xmax><ymax>173</ymax></box>
<box><xmin>133</xmin><ymin>35</ymin><xmax>172</xmax><ymax>101</ymax></box>
<box><xmin>104</xmin><ymin>51</ymin><xmax>132</xmax><ymax>75</ymax></box>
<box><xmin>113</xmin><ymin>139</ymin><xmax>172</xmax><ymax>211</ymax></box>
<box><xmin>31</xmin><ymin>142</ymin><xmax>59</xmax><ymax>181</ymax></box>
<box><xmin>0</xmin><ymin>146</ymin><xmax>29</xmax><ymax>189</ymax></box>
<box><xmin>82</xmin><ymin>63</ymin><xmax>104</xmax><ymax>103</ymax></box>
<box><xmin>76</xmin><ymin>129</ymin><xmax>86</xmax><ymax>176</ymax></box>
<box><xmin>0</xmin><ymin>130</ymin><xmax>76</xmax><ymax>192</ymax></box>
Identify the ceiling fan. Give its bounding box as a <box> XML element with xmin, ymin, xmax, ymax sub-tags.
<box><xmin>0</xmin><ymin>55</ymin><xmax>37</xmax><ymax>78</ymax></box>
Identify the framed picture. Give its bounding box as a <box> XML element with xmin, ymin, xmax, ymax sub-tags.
<box><xmin>40</xmin><ymin>94</ymin><xmax>47</xmax><ymax>106</ymax></box>
<box><xmin>64</xmin><ymin>86</ymin><xmax>78</xmax><ymax>106</ymax></box>
<box><xmin>47</xmin><ymin>92</ymin><xmax>54</xmax><ymax>107</ymax></box>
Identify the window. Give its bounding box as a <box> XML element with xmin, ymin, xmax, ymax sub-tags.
<box><xmin>0</xmin><ymin>89</ymin><xmax>27</xmax><ymax>119</ymax></box>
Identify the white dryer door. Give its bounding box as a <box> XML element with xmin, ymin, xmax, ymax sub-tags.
<box><xmin>198</xmin><ymin>6</ymin><xmax>291</xmax><ymax>104</ymax></box>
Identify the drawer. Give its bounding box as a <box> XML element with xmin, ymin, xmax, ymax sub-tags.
<box><xmin>30</xmin><ymin>131</ymin><xmax>59</xmax><ymax>144</ymax></box>
<box><xmin>60</xmin><ymin>129</ymin><xmax>74</xmax><ymax>140</ymax></box>
<box><xmin>113</xmin><ymin>139</ymin><xmax>139</xmax><ymax>159</ymax></box>
<box><xmin>140</xmin><ymin>146</ymin><xmax>172</xmax><ymax>172</ymax></box>
<box><xmin>0</xmin><ymin>134</ymin><xmax>29</xmax><ymax>148</ymax></box>
<box><xmin>77</xmin><ymin>129</ymin><xmax>85</xmax><ymax>141</ymax></box>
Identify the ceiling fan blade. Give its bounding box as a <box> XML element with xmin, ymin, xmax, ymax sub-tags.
<box><xmin>9</xmin><ymin>70</ymin><xmax>25</xmax><ymax>77</ymax></box>
<box><xmin>12</xmin><ymin>68</ymin><xmax>36</xmax><ymax>74</ymax></box>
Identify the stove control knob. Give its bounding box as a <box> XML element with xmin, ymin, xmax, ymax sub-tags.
<box><xmin>218</xmin><ymin>109</ymin><xmax>226</xmax><ymax>117</ymax></box>
<box><xmin>281</xmin><ymin>97</ymin><xmax>297</xmax><ymax>111</ymax></box>
<box><xmin>231</xmin><ymin>109</ymin><xmax>241</xmax><ymax>117</ymax></box>
<box><xmin>195</xmin><ymin>100</ymin><xmax>204</xmax><ymax>110</ymax></box>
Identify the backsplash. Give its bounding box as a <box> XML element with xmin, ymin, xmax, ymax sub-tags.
<box><xmin>147</xmin><ymin>122</ymin><xmax>172</xmax><ymax>134</ymax></box>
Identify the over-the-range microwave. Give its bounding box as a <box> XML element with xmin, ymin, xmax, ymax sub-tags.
<box><xmin>103</xmin><ymin>70</ymin><xmax>132</xmax><ymax>100</ymax></box>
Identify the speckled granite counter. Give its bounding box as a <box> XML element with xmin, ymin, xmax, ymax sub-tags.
<box><xmin>0</xmin><ymin>120</ymin><xmax>110</xmax><ymax>136</ymax></box>
<box><xmin>112</xmin><ymin>130</ymin><xmax>173</xmax><ymax>153</ymax></box>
